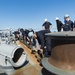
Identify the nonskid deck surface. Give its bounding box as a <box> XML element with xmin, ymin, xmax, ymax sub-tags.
<box><xmin>16</xmin><ymin>41</ymin><xmax>42</xmax><ymax>74</ymax></box>
<box><xmin>14</xmin><ymin>41</ymin><xmax>55</xmax><ymax>75</ymax></box>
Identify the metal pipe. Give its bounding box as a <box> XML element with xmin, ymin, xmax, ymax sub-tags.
<box><xmin>0</xmin><ymin>43</ymin><xmax>27</xmax><ymax>68</ymax></box>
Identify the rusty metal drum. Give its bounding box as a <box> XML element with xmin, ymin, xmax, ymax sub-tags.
<box><xmin>42</xmin><ymin>31</ymin><xmax>75</xmax><ymax>75</ymax></box>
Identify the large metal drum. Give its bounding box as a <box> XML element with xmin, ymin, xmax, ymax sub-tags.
<box><xmin>42</xmin><ymin>31</ymin><xmax>75</xmax><ymax>75</ymax></box>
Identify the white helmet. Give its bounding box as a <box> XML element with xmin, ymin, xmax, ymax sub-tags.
<box><xmin>28</xmin><ymin>32</ymin><xmax>33</xmax><ymax>37</ymax></box>
<box><xmin>55</xmin><ymin>17</ymin><xmax>59</xmax><ymax>20</ymax></box>
<box><xmin>45</xmin><ymin>19</ymin><xmax>48</xmax><ymax>22</ymax></box>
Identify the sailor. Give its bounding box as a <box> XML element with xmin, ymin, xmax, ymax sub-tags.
<box><xmin>13</xmin><ymin>29</ymin><xmax>20</xmax><ymax>40</ymax></box>
<box><xmin>63</xmin><ymin>14</ymin><xmax>73</xmax><ymax>31</ymax></box>
<box><xmin>73</xmin><ymin>20</ymin><xmax>75</xmax><ymax>31</ymax></box>
<box><xmin>33</xmin><ymin>29</ymin><xmax>51</xmax><ymax>58</ymax></box>
<box><xmin>23</xmin><ymin>29</ymin><xmax>30</xmax><ymax>45</ymax></box>
<box><xmin>20</xmin><ymin>28</ymin><xmax>25</xmax><ymax>41</ymax></box>
<box><xmin>23</xmin><ymin>28</ymin><xmax>35</xmax><ymax>47</ymax></box>
<box><xmin>42</xmin><ymin>19</ymin><xmax>52</xmax><ymax>31</ymax></box>
<box><xmin>55</xmin><ymin>17</ymin><xmax>63</xmax><ymax>32</ymax></box>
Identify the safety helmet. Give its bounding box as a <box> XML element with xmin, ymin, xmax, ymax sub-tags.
<box><xmin>28</xmin><ymin>32</ymin><xmax>33</xmax><ymax>37</ymax></box>
<box><xmin>45</xmin><ymin>19</ymin><xmax>48</xmax><ymax>22</ymax></box>
<box><xmin>55</xmin><ymin>17</ymin><xmax>59</xmax><ymax>20</ymax></box>
<box><xmin>64</xmin><ymin>14</ymin><xmax>69</xmax><ymax>19</ymax></box>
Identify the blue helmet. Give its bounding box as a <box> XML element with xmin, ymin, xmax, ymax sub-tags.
<box><xmin>64</xmin><ymin>14</ymin><xmax>69</xmax><ymax>19</ymax></box>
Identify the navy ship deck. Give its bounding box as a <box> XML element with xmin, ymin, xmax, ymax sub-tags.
<box><xmin>0</xmin><ymin>40</ymin><xmax>54</xmax><ymax>75</ymax></box>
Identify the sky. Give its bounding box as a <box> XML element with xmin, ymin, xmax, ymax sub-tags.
<box><xmin>0</xmin><ymin>0</ymin><xmax>75</xmax><ymax>31</ymax></box>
